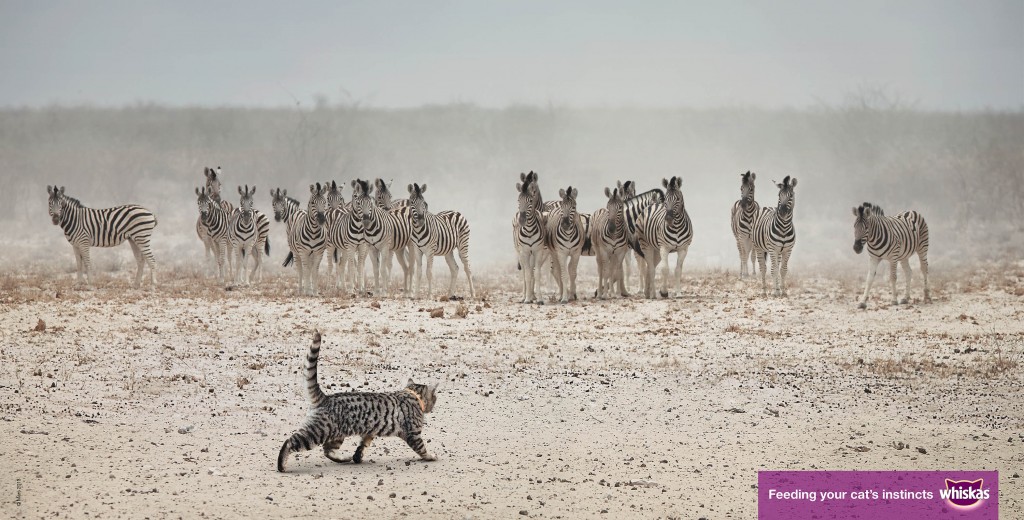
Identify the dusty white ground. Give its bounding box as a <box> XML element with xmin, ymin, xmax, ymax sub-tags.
<box><xmin>1</xmin><ymin>262</ymin><xmax>1023</xmax><ymax>519</ymax></box>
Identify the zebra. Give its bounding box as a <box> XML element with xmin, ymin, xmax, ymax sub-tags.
<box><xmin>615</xmin><ymin>180</ymin><xmax>639</xmax><ymax>290</ymax></box>
<box><xmin>852</xmin><ymin>202</ymin><xmax>931</xmax><ymax>309</ymax></box>
<box><xmin>229</xmin><ymin>185</ymin><xmax>271</xmax><ymax>285</ymax></box>
<box><xmin>351</xmin><ymin>179</ymin><xmax>416</xmax><ymax>297</ymax></box>
<box><xmin>513</xmin><ymin>171</ymin><xmax>547</xmax><ymax>303</ymax></box>
<box><xmin>544</xmin><ymin>186</ymin><xmax>585</xmax><ymax>303</ymax></box>
<box><xmin>622</xmin><ymin>186</ymin><xmax>666</xmax><ymax>293</ymax></box>
<box><xmin>591</xmin><ymin>186</ymin><xmax>629</xmax><ymax>298</ymax></box>
<box><xmin>374</xmin><ymin>178</ymin><xmax>411</xmax><ymax>209</ymax></box>
<box><xmin>196</xmin><ymin>186</ymin><xmax>233</xmax><ymax>284</ymax></box>
<box><xmin>752</xmin><ymin>176</ymin><xmax>797</xmax><ymax>297</ymax></box>
<box><xmin>731</xmin><ymin>171</ymin><xmax>760</xmax><ymax>278</ymax></box>
<box><xmin>196</xmin><ymin>167</ymin><xmax>231</xmax><ymax>272</ymax></box>
<box><xmin>323</xmin><ymin>184</ymin><xmax>368</xmax><ymax>294</ymax></box>
<box><xmin>47</xmin><ymin>185</ymin><xmax>158</xmax><ymax>287</ymax></box>
<box><xmin>322</xmin><ymin>180</ymin><xmax>348</xmax><ymax>281</ymax></box>
<box><xmin>631</xmin><ymin>177</ymin><xmax>693</xmax><ymax>299</ymax></box>
<box><xmin>407</xmin><ymin>183</ymin><xmax>476</xmax><ymax>299</ymax></box>
<box><xmin>274</xmin><ymin>185</ymin><xmax>329</xmax><ymax>295</ymax></box>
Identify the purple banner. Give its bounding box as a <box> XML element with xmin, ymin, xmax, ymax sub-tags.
<box><xmin>759</xmin><ymin>471</ymin><xmax>998</xmax><ymax>519</ymax></box>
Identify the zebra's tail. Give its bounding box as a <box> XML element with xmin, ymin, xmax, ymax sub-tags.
<box><xmin>265</xmin><ymin>238</ymin><xmax>271</xmax><ymax>256</ymax></box>
<box><xmin>283</xmin><ymin>251</ymin><xmax>294</xmax><ymax>267</ymax></box>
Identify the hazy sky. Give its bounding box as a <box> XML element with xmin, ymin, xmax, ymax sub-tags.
<box><xmin>1</xmin><ymin>0</ymin><xmax>1021</xmax><ymax>109</ymax></box>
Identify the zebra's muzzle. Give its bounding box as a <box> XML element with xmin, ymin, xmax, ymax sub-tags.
<box><xmin>853</xmin><ymin>240</ymin><xmax>864</xmax><ymax>254</ymax></box>
<box><xmin>51</xmin><ymin>215</ymin><xmax>59</xmax><ymax>225</ymax></box>
<box><xmin>315</xmin><ymin>212</ymin><xmax>326</xmax><ymax>225</ymax></box>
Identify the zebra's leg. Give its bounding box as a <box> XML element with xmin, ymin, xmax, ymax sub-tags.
<box><xmin>757</xmin><ymin>250</ymin><xmax>768</xmax><ymax>297</ymax></box>
<box><xmin>675</xmin><ymin>247</ymin><xmax>688</xmax><ymax>298</ymax></box>
<box><xmin>770</xmin><ymin>250</ymin><xmax>783</xmax><ymax>297</ymax></box>
<box><xmin>919</xmin><ymin>251</ymin><xmax>931</xmax><ymax>303</ymax></box>
<box><xmin>445</xmin><ymin>252</ymin><xmax>460</xmax><ymax>298</ymax></box>
<box><xmin>744</xmin><ymin>238</ymin><xmax>755</xmax><ymax>278</ymax></box>
<box><xmin>393</xmin><ymin>246</ymin><xmax>412</xmax><ymax>298</ymax></box>
<box><xmin>567</xmin><ymin>251</ymin><xmax>580</xmax><ymax>301</ymax></box>
<box><xmin>858</xmin><ymin>256</ymin><xmax>882</xmax><ymax>309</ymax></box>
<box><xmin>311</xmin><ymin>250</ymin><xmax>324</xmax><ymax>296</ymax></box>
<box><xmin>80</xmin><ymin>244</ymin><xmax>94</xmax><ymax>287</ymax></box>
<box><xmin>658</xmin><ymin>246</ymin><xmax>672</xmax><ymax>298</ymax></box>
<box><xmin>128</xmin><ymin>240</ymin><xmax>144</xmax><ymax>288</ymax></box>
<box><xmin>779</xmin><ymin>247</ymin><xmax>792</xmax><ymax>297</ymax></box>
<box><xmin>71</xmin><ymin>245</ymin><xmax>85</xmax><ymax>284</ymax></box>
<box><xmin>520</xmin><ymin>248</ymin><xmax>535</xmax><ymax>303</ymax></box>
<box><xmin>735</xmin><ymin>236</ymin><xmax>746</xmax><ymax>278</ymax></box>
<box><xmin>900</xmin><ymin>259</ymin><xmax>912</xmax><ymax>304</ymax></box>
<box><xmin>458</xmin><ymin>240</ymin><xmax>475</xmax><ymax>299</ymax></box>
<box><xmin>888</xmin><ymin>260</ymin><xmax>899</xmax><ymax>305</ymax></box>
<box><xmin>550</xmin><ymin>250</ymin><xmax>566</xmax><ymax>303</ymax></box>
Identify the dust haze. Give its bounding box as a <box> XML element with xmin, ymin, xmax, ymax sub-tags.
<box><xmin>1</xmin><ymin>96</ymin><xmax>1022</xmax><ymax>277</ymax></box>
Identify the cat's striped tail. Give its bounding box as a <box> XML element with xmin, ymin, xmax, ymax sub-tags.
<box><xmin>306</xmin><ymin>331</ymin><xmax>327</xmax><ymax>408</ymax></box>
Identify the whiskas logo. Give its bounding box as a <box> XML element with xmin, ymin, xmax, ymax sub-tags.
<box><xmin>940</xmin><ymin>478</ymin><xmax>989</xmax><ymax>509</ymax></box>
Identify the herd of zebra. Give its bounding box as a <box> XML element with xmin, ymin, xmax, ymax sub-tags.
<box><xmin>194</xmin><ymin>167</ymin><xmax>475</xmax><ymax>299</ymax></box>
<box><xmin>43</xmin><ymin>167</ymin><xmax>931</xmax><ymax>308</ymax></box>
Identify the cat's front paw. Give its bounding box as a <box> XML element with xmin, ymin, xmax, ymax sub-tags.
<box><xmin>421</xmin><ymin>452</ymin><xmax>438</xmax><ymax>462</ymax></box>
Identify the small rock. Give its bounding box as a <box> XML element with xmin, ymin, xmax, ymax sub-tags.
<box><xmin>34</xmin><ymin>319</ymin><xmax>46</xmax><ymax>332</ymax></box>
<box><xmin>178</xmin><ymin>425</ymin><xmax>193</xmax><ymax>434</ymax></box>
<box><xmin>519</xmin><ymin>510</ymin><xmax>528</xmax><ymax>516</ymax></box>
<box><xmin>916</xmin><ymin>447</ymin><xmax>927</xmax><ymax>454</ymax></box>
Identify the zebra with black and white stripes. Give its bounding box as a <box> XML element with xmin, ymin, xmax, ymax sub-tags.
<box><xmin>197</xmin><ymin>167</ymin><xmax>232</xmax><ymax>272</ymax></box>
<box><xmin>322</xmin><ymin>180</ymin><xmax>348</xmax><ymax>281</ymax></box>
<box><xmin>351</xmin><ymin>179</ymin><xmax>415</xmax><ymax>297</ymax></box>
<box><xmin>591</xmin><ymin>186</ymin><xmax>629</xmax><ymax>298</ymax></box>
<box><xmin>852</xmin><ymin>202</ymin><xmax>930</xmax><ymax>308</ymax></box>
<box><xmin>274</xmin><ymin>184</ymin><xmax>329</xmax><ymax>295</ymax></box>
<box><xmin>229</xmin><ymin>185</ymin><xmax>270</xmax><ymax>285</ymax></box>
<box><xmin>544</xmin><ymin>186</ymin><xmax>585</xmax><ymax>303</ymax></box>
<box><xmin>407</xmin><ymin>183</ymin><xmax>476</xmax><ymax>299</ymax></box>
<box><xmin>323</xmin><ymin>184</ymin><xmax>367</xmax><ymax>294</ymax></box>
<box><xmin>374</xmin><ymin>178</ymin><xmax>411</xmax><ymax>209</ymax></box>
<box><xmin>47</xmin><ymin>185</ymin><xmax>158</xmax><ymax>287</ymax></box>
<box><xmin>622</xmin><ymin>186</ymin><xmax>665</xmax><ymax>293</ymax></box>
<box><xmin>513</xmin><ymin>171</ymin><xmax>547</xmax><ymax>303</ymax></box>
<box><xmin>196</xmin><ymin>186</ymin><xmax>233</xmax><ymax>284</ymax></box>
<box><xmin>731</xmin><ymin>171</ymin><xmax>760</xmax><ymax>277</ymax></box>
<box><xmin>631</xmin><ymin>177</ymin><xmax>693</xmax><ymax>299</ymax></box>
<box><xmin>752</xmin><ymin>176</ymin><xmax>797</xmax><ymax>297</ymax></box>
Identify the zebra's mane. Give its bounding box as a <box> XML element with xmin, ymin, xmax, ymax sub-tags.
<box><xmin>284</xmin><ymin>195</ymin><xmax>301</xmax><ymax>207</ymax></box>
<box><xmin>626</xmin><ymin>188</ymin><xmax>664</xmax><ymax>204</ymax></box>
<box><xmin>861</xmin><ymin>202</ymin><xmax>884</xmax><ymax>217</ymax></box>
<box><xmin>62</xmin><ymin>195</ymin><xmax>84</xmax><ymax>208</ymax></box>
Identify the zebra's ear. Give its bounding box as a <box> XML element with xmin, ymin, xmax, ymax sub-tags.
<box><xmin>282</xmin><ymin>189</ymin><xmax>287</xmax><ymax>197</ymax></box>
<box><xmin>750</xmin><ymin>172</ymin><xmax>756</xmax><ymax>181</ymax></box>
<box><xmin>420</xmin><ymin>184</ymin><xmax>427</xmax><ymax>193</ymax></box>
<box><xmin>789</xmin><ymin>177</ymin><xmax>797</xmax><ymax>188</ymax></box>
<box><xmin>250</xmin><ymin>185</ymin><xmax>256</xmax><ymax>195</ymax></box>
<box><xmin>520</xmin><ymin>172</ymin><xmax>527</xmax><ymax>182</ymax></box>
<box><xmin>59</xmin><ymin>186</ymin><xmax>65</xmax><ymax>195</ymax></box>
<box><xmin>516</xmin><ymin>182</ymin><xmax>522</xmax><ymax>192</ymax></box>
<box><xmin>408</xmin><ymin>184</ymin><xmax>415</xmax><ymax>194</ymax></box>
<box><xmin>617</xmin><ymin>180</ymin><xmax>624</xmax><ymax>190</ymax></box>
<box><xmin>662</xmin><ymin>178</ymin><xmax>670</xmax><ymax>188</ymax></box>
<box><xmin>47</xmin><ymin>185</ymin><xmax>53</xmax><ymax>195</ymax></box>
<box><xmin>559</xmin><ymin>188</ymin><xmax>567</xmax><ymax>199</ymax></box>
<box><xmin>310</xmin><ymin>184</ymin><xmax>316</xmax><ymax>194</ymax></box>
<box><xmin>195</xmin><ymin>187</ymin><xmax>201</xmax><ymax>196</ymax></box>
<box><xmin>238</xmin><ymin>185</ymin><xmax>244</xmax><ymax>195</ymax></box>
<box><xmin>569</xmin><ymin>187</ymin><xmax>578</xmax><ymax>199</ymax></box>
<box><xmin>852</xmin><ymin>206</ymin><xmax>859</xmax><ymax>217</ymax></box>
<box><xmin>605</xmin><ymin>187</ymin><xmax>611</xmax><ymax>198</ymax></box>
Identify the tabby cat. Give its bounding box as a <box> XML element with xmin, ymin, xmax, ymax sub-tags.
<box><xmin>277</xmin><ymin>331</ymin><xmax>439</xmax><ymax>472</ymax></box>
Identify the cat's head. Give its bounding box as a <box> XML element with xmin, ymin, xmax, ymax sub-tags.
<box><xmin>406</xmin><ymin>379</ymin><xmax>439</xmax><ymax>413</ymax></box>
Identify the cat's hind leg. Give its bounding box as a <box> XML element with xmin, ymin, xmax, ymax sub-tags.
<box><xmin>323</xmin><ymin>437</ymin><xmax>351</xmax><ymax>464</ymax></box>
<box><xmin>402</xmin><ymin>432</ymin><xmax>437</xmax><ymax>461</ymax></box>
<box><xmin>352</xmin><ymin>435</ymin><xmax>375</xmax><ymax>464</ymax></box>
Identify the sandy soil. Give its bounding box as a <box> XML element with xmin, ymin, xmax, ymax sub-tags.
<box><xmin>1</xmin><ymin>265</ymin><xmax>1023</xmax><ymax>519</ymax></box>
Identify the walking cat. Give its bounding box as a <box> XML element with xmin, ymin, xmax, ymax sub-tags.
<box><xmin>277</xmin><ymin>331</ymin><xmax>439</xmax><ymax>472</ymax></box>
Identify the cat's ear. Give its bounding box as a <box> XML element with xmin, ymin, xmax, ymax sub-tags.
<box><xmin>407</xmin><ymin>377</ymin><xmax>414</xmax><ymax>387</ymax></box>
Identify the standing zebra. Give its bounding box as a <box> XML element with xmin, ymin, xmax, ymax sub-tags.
<box><xmin>622</xmin><ymin>186</ymin><xmax>666</xmax><ymax>294</ymax></box>
<box><xmin>196</xmin><ymin>186</ymin><xmax>233</xmax><ymax>284</ymax></box>
<box><xmin>407</xmin><ymin>183</ymin><xmax>475</xmax><ymax>299</ymax></box>
<box><xmin>544</xmin><ymin>186</ymin><xmax>585</xmax><ymax>303</ymax></box>
<box><xmin>229</xmin><ymin>185</ymin><xmax>270</xmax><ymax>285</ymax></box>
<box><xmin>730</xmin><ymin>171</ymin><xmax>760</xmax><ymax>277</ymax></box>
<box><xmin>351</xmin><ymin>179</ymin><xmax>415</xmax><ymax>297</ymax></box>
<box><xmin>616</xmin><ymin>180</ymin><xmax>639</xmax><ymax>291</ymax></box>
<box><xmin>752</xmin><ymin>176</ymin><xmax>797</xmax><ymax>297</ymax></box>
<box><xmin>513</xmin><ymin>172</ymin><xmax>547</xmax><ymax>303</ymax></box>
<box><xmin>631</xmin><ymin>177</ymin><xmax>693</xmax><ymax>299</ymax></box>
<box><xmin>274</xmin><ymin>185</ymin><xmax>329</xmax><ymax>295</ymax></box>
<box><xmin>322</xmin><ymin>180</ymin><xmax>347</xmax><ymax>281</ymax></box>
<box><xmin>197</xmin><ymin>167</ymin><xmax>232</xmax><ymax>272</ymax></box>
<box><xmin>47</xmin><ymin>185</ymin><xmax>158</xmax><ymax>287</ymax></box>
<box><xmin>591</xmin><ymin>186</ymin><xmax>629</xmax><ymax>298</ymax></box>
<box><xmin>852</xmin><ymin>202</ymin><xmax>930</xmax><ymax>309</ymax></box>
<box><xmin>324</xmin><ymin>187</ymin><xmax>366</xmax><ymax>294</ymax></box>
<box><xmin>374</xmin><ymin>178</ymin><xmax>411</xmax><ymax>209</ymax></box>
